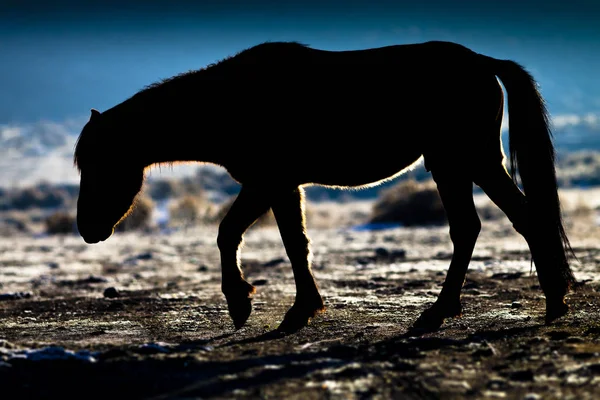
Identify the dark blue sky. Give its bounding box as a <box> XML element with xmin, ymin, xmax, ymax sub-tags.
<box><xmin>1</xmin><ymin>0</ymin><xmax>599</xmax><ymax>124</ymax></box>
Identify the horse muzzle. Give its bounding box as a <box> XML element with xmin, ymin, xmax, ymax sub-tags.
<box><xmin>78</xmin><ymin>221</ymin><xmax>115</xmax><ymax>244</ymax></box>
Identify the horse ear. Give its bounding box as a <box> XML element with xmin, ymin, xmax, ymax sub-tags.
<box><xmin>90</xmin><ymin>109</ymin><xmax>100</xmax><ymax>119</ymax></box>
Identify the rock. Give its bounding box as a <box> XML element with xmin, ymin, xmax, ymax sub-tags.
<box><xmin>463</xmin><ymin>280</ymin><xmax>479</xmax><ymax>289</ymax></box>
<box><xmin>374</xmin><ymin>247</ymin><xmax>405</xmax><ymax>259</ymax></box>
<box><xmin>584</xmin><ymin>327</ymin><xmax>600</xmax><ymax>335</ymax></box>
<box><xmin>135</xmin><ymin>342</ymin><xmax>171</xmax><ymax>354</ymax></box>
<box><xmin>509</xmin><ymin>369</ymin><xmax>534</xmax><ymax>381</ymax></box>
<box><xmin>103</xmin><ymin>287</ymin><xmax>120</xmax><ymax>299</ymax></box>
<box><xmin>572</xmin><ymin>352</ymin><xmax>597</xmax><ymax>360</ymax></box>
<box><xmin>327</xmin><ymin>344</ymin><xmax>359</xmax><ymax>359</ymax></box>
<box><xmin>136</xmin><ymin>252</ymin><xmax>153</xmax><ymax>260</ymax></box>
<box><xmin>11</xmin><ymin>346</ymin><xmax>99</xmax><ymax>363</ymax></box>
<box><xmin>97</xmin><ymin>348</ymin><xmax>130</xmax><ymax>361</ymax></box>
<box><xmin>252</xmin><ymin>279</ymin><xmax>268</xmax><ymax>286</ymax></box>
<box><xmin>263</xmin><ymin>258</ymin><xmax>286</xmax><ymax>267</ymax></box>
<box><xmin>587</xmin><ymin>363</ymin><xmax>600</xmax><ymax>373</ymax></box>
<box><xmin>507</xmin><ymin>350</ymin><xmax>528</xmax><ymax>360</ymax></box>
<box><xmin>491</xmin><ymin>272</ymin><xmax>523</xmax><ymax>280</ymax></box>
<box><xmin>565</xmin><ymin>336</ymin><xmax>584</xmax><ymax>343</ymax></box>
<box><xmin>510</xmin><ymin>301</ymin><xmax>522</xmax><ymax>309</ymax></box>
<box><xmin>524</xmin><ymin>394</ymin><xmax>542</xmax><ymax>400</ymax></box>
<box><xmin>388</xmin><ymin>359</ymin><xmax>416</xmax><ymax>371</ymax></box>
<box><xmin>486</xmin><ymin>377</ymin><xmax>507</xmax><ymax>390</ymax></box>
<box><xmin>47</xmin><ymin>262</ymin><xmax>60</xmax><ymax>269</ymax></box>
<box><xmin>439</xmin><ymin>379</ymin><xmax>471</xmax><ymax>392</ymax></box>
<box><xmin>472</xmin><ymin>347</ymin><xmax>495</xmax><ymax>358</ymax></box>
<box><xmin>84</xmin><ymin>275</ymin><xmax>108</xmax><ymax>284</ymax></box>
<box><xmin>390</xmin><ymin>249</ymin><xmax>406</xmax><ymax>258</ymax></box>
<box><xmin>527</xmin><ymin>337</ymin><xmax>549</xmax><ymax>345</ymax></box>
<box><xmin>197</xmin><ymin>264</ymin><xmax>209</xmax><ymax>272</ymax></box>
<box><xmin>547</xmin><ymin>331</ymin><xmax>570</xmax><ymax>341</ymax></box>
<box><xmin>374</xmin><ymin>247</ymin><xmax>389</xmax><ymax>257</ymax></box>
<box><xmin>482</xmin><ymin>391</ymin><xmax>507</xmax><ymax>398</ymax></box>
<box><xmin>0</xmin><ymin>292</ymin><xmax>32</xmax><ymax>301</ymax></box>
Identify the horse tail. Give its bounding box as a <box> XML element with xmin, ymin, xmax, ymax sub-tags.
<box><xmin>487</xmin><ymin>56</ymin><xmax>576</xmax><ymax>289</ymax></box>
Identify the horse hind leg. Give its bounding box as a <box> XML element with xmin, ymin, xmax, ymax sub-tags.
<box><xmin>473</xmin><ymin>165</ymin><xmax>570</xmax><ymax>323</ymax></box>
<box><xmin>411</xmin><ymin>169</ymin><xmax>481</xmax><ymax>333</ymax></box>
<box><xmin>271</xmin><ymin>187</ymin><xmax>325</xmax><ymax>333</ymax></box>
<box><xmin>218</xmin><ymin>185</ymin><xmax>272</xmax><ymax>330</ymax></box>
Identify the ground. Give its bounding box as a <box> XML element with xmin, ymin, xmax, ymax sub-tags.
<box><xmin>0</xmin><ymin>197</ymin><xmax>599</xmax><ymax>399</ymax></box>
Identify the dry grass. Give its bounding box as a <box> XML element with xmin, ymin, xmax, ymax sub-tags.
<box><xmin>116</xmin><ymin>195</ymin><xmax>155</xmax><ymax>232</ymax></box>
<box><xmin>45</xmin><ymin>210</ymin><xmax>76</xmax><ymax>235</ymax></box>
<box><xmin>169</xmin><ymin>194</ymin><xmax>218</xmax><ymax>227</ymax></box>
<box><xmin>213</xmin><ymin>197</ymin><xmax>277</xmax><ymax>228</ymax></box>
<box><xmin>369</xmin><ymin>179</ymin><xmax>447</xmax><ymax>226</ymax></box>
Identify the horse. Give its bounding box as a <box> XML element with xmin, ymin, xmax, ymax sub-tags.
<box><xmin>74</xmin><ymin>40</ymin><xmax>576</xmax><ymax>334</ymax></box>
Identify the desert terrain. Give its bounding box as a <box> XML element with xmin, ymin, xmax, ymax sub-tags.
<box><xmin>0</xmin><ymin>188</ymin><xmax>599</xmax><ymax>399</ymax></box>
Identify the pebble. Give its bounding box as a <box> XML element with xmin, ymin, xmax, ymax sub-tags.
<box><xmin>263</xmin><ymin>257</ymin><xmax>286</xmax><ymax>267</ymax></box>
<box><xmin>374</xmin><ymin>247</ymin><xmax>406</xmax><ymax>259</ymax></box>
<box><xmin>523</xmin><ymin>394</ymin><xmax>541</xmax><ymax>400</ymax></box>
<box><xmin>509</xmin><ymin>369</ymin><xmax>534</xmax><ymax>381</ymax></box>
<box><xmin>482</xmin><ymin>390</ymin><xmax>506</xmax><ymax>398</ymax></box>
<box><xmin>83</xmin><ymin>275</ymin><xmax>108</xmax><ymax>284</ymax></box>
<box><xmin>375</xmin><ymin>247</ymin><xmax>389</xmax><ymax>257</ymax></box>
<box><xmin>103</xmin><ymin>287</ymin><xmax>120</xmax><ymax>299</ymax></box>
<box><xmin>136</xmin><ymin>252</ymin><xmax>153</xmax><ymax>260</ymax></box>
<box><xmin>440</xmin><ymin>379</ymin><xmax>471</xmax><ymax>391</ymax></box>
<box><xmin>486</xmin><ymin>377</ymin><xmax>507</xmax><ymax>389</ymax></box>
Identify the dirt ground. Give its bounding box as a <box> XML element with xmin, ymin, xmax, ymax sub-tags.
<box><xmin>1</xmin><ymin>200</ymin><xmax>599</xmax><ymax>399</ymax></box>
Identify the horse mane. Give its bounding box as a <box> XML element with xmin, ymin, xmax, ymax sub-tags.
<box><xmin>135</xmin><ymin>41</ymin><xmax>310</xmax><ymax>98</ymax></box>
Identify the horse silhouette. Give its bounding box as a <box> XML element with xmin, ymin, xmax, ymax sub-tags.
<box><xmin>74</xmin><ymin>41</ymin><xmax>575</xmax><ymax>334</ymax></box>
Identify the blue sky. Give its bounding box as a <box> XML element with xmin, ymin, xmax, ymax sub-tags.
<box><xmin>1</xmin><ymin>0</ymin><xmax>598</xmax><ymax>124</ymax></box>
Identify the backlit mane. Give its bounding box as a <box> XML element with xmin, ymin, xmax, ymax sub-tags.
<box><xmin>133</xmin><ymin>41</ymin><xmax>310</xmax><ymax>99</ymax></box>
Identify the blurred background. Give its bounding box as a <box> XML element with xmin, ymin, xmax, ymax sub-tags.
<box><xmin>1</xmin><ymin>0</ymin><xmax>599</xmax><ymax>237</ymax></box>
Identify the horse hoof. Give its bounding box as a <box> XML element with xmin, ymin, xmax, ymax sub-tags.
<box><xmin>409</xmin><ymin>302</ymin><xmax>461</xmax><ymax>334</ymax></box>
<box><xmin>277</xmin><ymin>302</ymin><xmax>326</xmax><ymax>334</ymax></box>
<box><xmin>227</xmin><ymin>296</ymin><xmax>253</xmax><ymax>330</ymax></box>
<box><xmin>224</xmin><ymin>282</ymin><xmax>256</xmax><ymax>330</ymax></box>
<box><xmin>409</xmin><ymin>315</ymin><xmax>444</xmax><ymax>335</ymax></box>
<box><xmin>545</xmin><ymin>300</ymin><xmax>569</xmax><ymax>325</ymax></box>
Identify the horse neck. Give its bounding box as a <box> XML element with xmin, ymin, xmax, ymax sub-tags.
<box><xmin>106</xmin><ymin>98</ymin><xmax>226</xmax><ymax>169</ymax></box>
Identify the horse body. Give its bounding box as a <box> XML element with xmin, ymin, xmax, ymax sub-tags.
<box><xmin>102</xmin><ymin>41</ymin><xmax>501</xmax><ymax>187</ymax></box>
<box><xmin>74</xmin><ymin>40</ymin><xmax>575</xmax><ymax>333</ymax></box>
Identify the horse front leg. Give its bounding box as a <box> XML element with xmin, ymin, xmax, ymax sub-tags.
<box><xmin>218</xmin><ymin>185</ymin><xmax>271</xmax><ymax>330</ymax></box>
<box><xmin>271</xmin><ymin>187</ymin><xmax>325</xmax><ymax>333</ymax></box>
<box><xmin>411</xmin><ymin>170</ymin><xmax>481</xmax><ymax>333</ymax></box>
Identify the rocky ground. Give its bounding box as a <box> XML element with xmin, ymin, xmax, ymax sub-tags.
<box><xmin>0</xmin><ymin>198</ymin><xmax>599</xmax><ymax>399</ymax></box>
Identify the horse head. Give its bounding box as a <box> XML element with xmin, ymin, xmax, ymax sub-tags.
<box><xmin>74</xmin><ymin>109</ymin><xmax>145</xmax><ymax>244</ymax></box>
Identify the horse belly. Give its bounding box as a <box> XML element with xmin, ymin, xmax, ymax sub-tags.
<box><xmin>297</xmin><ymin>145</ymin><xmax>423</xmax><ymax>188</ymax></box>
